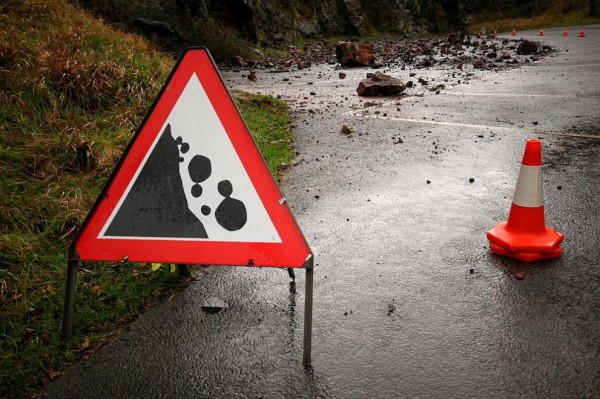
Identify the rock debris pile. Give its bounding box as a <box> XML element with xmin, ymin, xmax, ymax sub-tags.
<box><xmin>222</xmin><ymin>35</ymin><xmax>553</xmax><ymax>74</ymax></box>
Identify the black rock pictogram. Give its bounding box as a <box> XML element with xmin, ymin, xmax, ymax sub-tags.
<box><xmin>215</xmin><ymin>180</ymin><xmax>247</xmax><ymax>231</ymax></box>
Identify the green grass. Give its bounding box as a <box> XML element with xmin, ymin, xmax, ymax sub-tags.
<box><xmin>0</xmin><ymin>1</ymin><xmax>293</xmax><ymax>398</ymax></box>
<box><xmin>233</xmin><ymin>91</ymin><xmax>294</xmax><ymax>178</ymax></box>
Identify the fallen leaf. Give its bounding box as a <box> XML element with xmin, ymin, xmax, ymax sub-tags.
<box><xmin>47</xmin><ymin>370</ymin><xmax>61</xmax><ymax>380</ymax></box>
<box><xmin>151</xmin><ymin>263</ymin><xmax>162</xmax><ymax>272</ymax></box>
<box><xmin>40</xmin><ymin>284</ymin><xmax>54</xmax><ymax>294</ymax></box>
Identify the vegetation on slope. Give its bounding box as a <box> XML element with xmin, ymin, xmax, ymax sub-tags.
<box><xmin>0</xmin><ymin>1</ymin><xmax>293</xmax><ymax>398</ymax></box>
<box><xmin>467</xmin><ymin>0</ymin><xmax>600</xmax><ymax>33</ymax></box>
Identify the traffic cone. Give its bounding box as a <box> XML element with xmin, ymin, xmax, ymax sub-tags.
<box><xmin>487</xmin><ymin>139</ymin><xmax>564</xmax><ymax>262</ymax></box>
<box><xmin>562</xmin><ymin>27</ymin><xmax>569</xmax><ymax>37</ymax></box>
<box><xmin>538</xmin><ymin>28</ymin><xmax>545</xmax><ymax>36</ymax></box>
<box><xmin>578</xmin><ymin>26</ymin><xmax>586</xmax><ymax>37</ymax></box>
<box><xmin>511</xmin><ymin>29</ymin><xmax>517</xmax><ymax>37</ymax></box>
<box><xmin>493</xmin><ymin>30</ymin><xmax>498</xmax><ymax>38</ymax></box>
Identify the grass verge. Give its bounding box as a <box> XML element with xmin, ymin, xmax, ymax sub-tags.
<box><xmin>0</xmin><ymin>1</ymin><xmax>293</xmax><ymax>398</ymax></box>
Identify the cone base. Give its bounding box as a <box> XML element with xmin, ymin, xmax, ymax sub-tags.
<box><xmin>490</xmin><ymin>243</ymin><xmax>562</xmax><ymax>262</ymax></box>
<box><xmin>487</xmin><ymin>221</ymin><xmax>564</xmax><ymax>253</ymax></box>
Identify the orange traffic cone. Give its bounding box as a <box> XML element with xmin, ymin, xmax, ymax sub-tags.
<box><xmin>487</xmin><ymin>139</ymin><xmax>564</xmax><ymax>262</ymax></box>
<box><xmin>511</xmin><ymin>29</ymin><xmax>517</xmax><ymax>37</ymax></box>
<box><xmin>493</xmin><ymin>30</ymin><xmax>498</xmax><ymax>38</ymax></box>
<box><xmin>578</xmin><ymin>26</ymin><xmax>586</xmax><ymax>37</ymax></box>
<box><xmin>538</xmin><ymin>28</ymin><xmax>545</xmax><ymax>36</ymax></box>
<box><xmin>562</xmin><ymin>27</ymin><xmax>569</xmax><ymax>37</ymax></box>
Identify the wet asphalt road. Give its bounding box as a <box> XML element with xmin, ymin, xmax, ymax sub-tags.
<box><xmin>48</xmin><ymin>27</ymin><xmax>600</xmax><ymax>398</ymax></box>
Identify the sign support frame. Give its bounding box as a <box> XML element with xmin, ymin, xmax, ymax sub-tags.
<box><xmin>61</xmin><ymin>253</ymin><xmax>315</xmax><ymax>366</ymax></box>
<box><xmin>61</xmin><ymin>246</ymin><xmax>79</xmax><ymax>341</ymax></box>
<box><xmin>302</xmin><ymin>253</ymin><xmax>314</xmax><ymax>368</ymax></box>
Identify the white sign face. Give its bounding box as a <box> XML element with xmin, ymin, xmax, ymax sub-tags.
<box><xmin>100</xmin><ymin>73</ymin><xmax>281</xmax><ymax>243</ymax></box>
<box><xmin>170</xmin><ymin>73</ymin><xmax>281</xmax><ymax>242</ymax></box>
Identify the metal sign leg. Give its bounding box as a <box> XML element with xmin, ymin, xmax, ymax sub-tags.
<box><xmin>303</xmin><ymin>255</ymin><xmax>314</xmax><ymax>368</ymax></box>
<box><xmin>61</xmin><ymin>257</ymin><xmax>79</xmax><ymax>341</ymax></box>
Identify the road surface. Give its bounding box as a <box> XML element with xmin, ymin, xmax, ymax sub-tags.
<box><xmin>49</xmin><ymin>26</ymin><xmax>600</xmax><ymax>399</ymax></box>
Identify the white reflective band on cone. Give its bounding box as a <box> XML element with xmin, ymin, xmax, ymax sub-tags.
<box><xmin>512</xmin><ymin>165</ymin><xmax>544</xmax><ymax>207</ymax></box>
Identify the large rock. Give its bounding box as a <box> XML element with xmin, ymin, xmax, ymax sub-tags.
<box><xmin>447</xmin><ymin>32</ymin><xmax>464</xmax><ymax>45</ymax></box>
<box><xmin>516</xmin><ymin>40</ymin><xmax>539</xmax><ymax>55</ymax></box>
<box><xmin>357</xmin><ymin>71</ymin><xmax>406</xmax><ymax>96</ymax></box>
<box><xmin>336</xmin><ymin>42</ymin><xmax>375</xmax><ymax>67</ymax></box>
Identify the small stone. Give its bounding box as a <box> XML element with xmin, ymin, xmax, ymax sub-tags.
<box><xmin>202</xmin><ymin>297</ymin><xmax>229</xmax><ymax>314</ymax></box>
<box><xmin>469</xmin><ymin>178</ymin><xmax>475</xmax><ymax>183</ymax></box>
<box><xmin>515</xmin><ymin>271</ymin><xmax>526</xmax><ymax>280</ymax></box>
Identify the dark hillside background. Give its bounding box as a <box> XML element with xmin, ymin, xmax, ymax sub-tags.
<box><xmin>71</xmin><ymin>0</ymin><xmax>600</xmax><ymax>59</ymax></box>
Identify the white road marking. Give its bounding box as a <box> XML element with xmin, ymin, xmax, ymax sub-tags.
<box><xmin>342</xmin><ymin>112</ymin><xmax>600</xmax><ymax>139</ymax></box>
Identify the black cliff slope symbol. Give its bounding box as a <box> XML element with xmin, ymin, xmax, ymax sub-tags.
<box><xmin>104</xmin><ymin>124</ymin><xmax>208</xmax><ymax>238</ymax></box>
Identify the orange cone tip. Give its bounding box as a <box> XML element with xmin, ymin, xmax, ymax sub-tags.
<box><xmin>562</xmin><ymin>28</ymin><xmax>569</xmax><ymax>37</ymax></box>
<box><xmin>538</xmin><ymin>28</ymin><xmax>545</xmax><ymax>36</ymax></box>
<box><xmin>487</xmin><ymin>139</ymin><xmax>564</xmax><ymax>261</ymax></box>
<box><xmin>511</xmin><ymin>29</ymin><xmax>516</xmax><ymax>36</ymax></box>
<box><xmin>578</xmin><ymin>27</ymin><xmax>586</xmax><ymax>37</ymax></box>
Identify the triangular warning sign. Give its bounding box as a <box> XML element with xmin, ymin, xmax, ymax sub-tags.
<box><xmin>73</xmin><ymin>48</ymin><xmax>310</xmax><ymax>268</ymax></box>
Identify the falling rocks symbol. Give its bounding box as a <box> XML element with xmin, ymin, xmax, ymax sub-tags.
<box><xmin>104</xmin><ymin>124</ymin><xmax>208</xmax><ymax>238</ymax></box>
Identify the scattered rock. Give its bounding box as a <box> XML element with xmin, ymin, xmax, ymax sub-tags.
<box><xmin>247</xmin><ymin>71</ymin><xmax>257</xmax><ymax>81</ymax></box>
<box><xmin>336</xmin><ymin>42</ymin><xmax>374</xmax><ymax>67</ymax></box>
<box><xmin>231</xmin><ymin>55</ymin><xmax>245</xmax><ymax>67</ymax></box>
<box><xmin>473</xmin><ymin>59</ymin><xmax>486</xmax><ymax>69</ymax></box>
<box><xmin>387</xmin><ymin>299</ymin><xmax>396</xmax><ymax>315</ymax></box>
<box><xmin>340</xmin><ymin>125</ymin><xmax>352</xmax><ymax>135</ymax></box>
<box><xmin>447</xmin><ymin>32</ymin><xmax>464</xmax><ymax>45</ymax></box>
<box><xmin>429</xmin><ymin>84</ymin><xmax>445</xmax><ymax>92</ymax></box>
<box><xmin>515</xmin><ymin>271</ymin><xmax>526</xmax><ymax>280</ymax></box>
<box><xmin>517</xmin><ymin>40</ymin><xmax>539</xmax><ymax>55</ymax></box>
<box><xmin>339</xmin><ymin>72</ymin><xmax>346</xmax><ymax>79</ymax></box>
<box><xmin>202</xmin><ymin>297</ymin><xmax>229</xmax><ymax>314</ymax></box>
<box><xmin>357</xmin><ymin>71</ymin><xmax>406</xmax><ymax>96</ymax></box>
